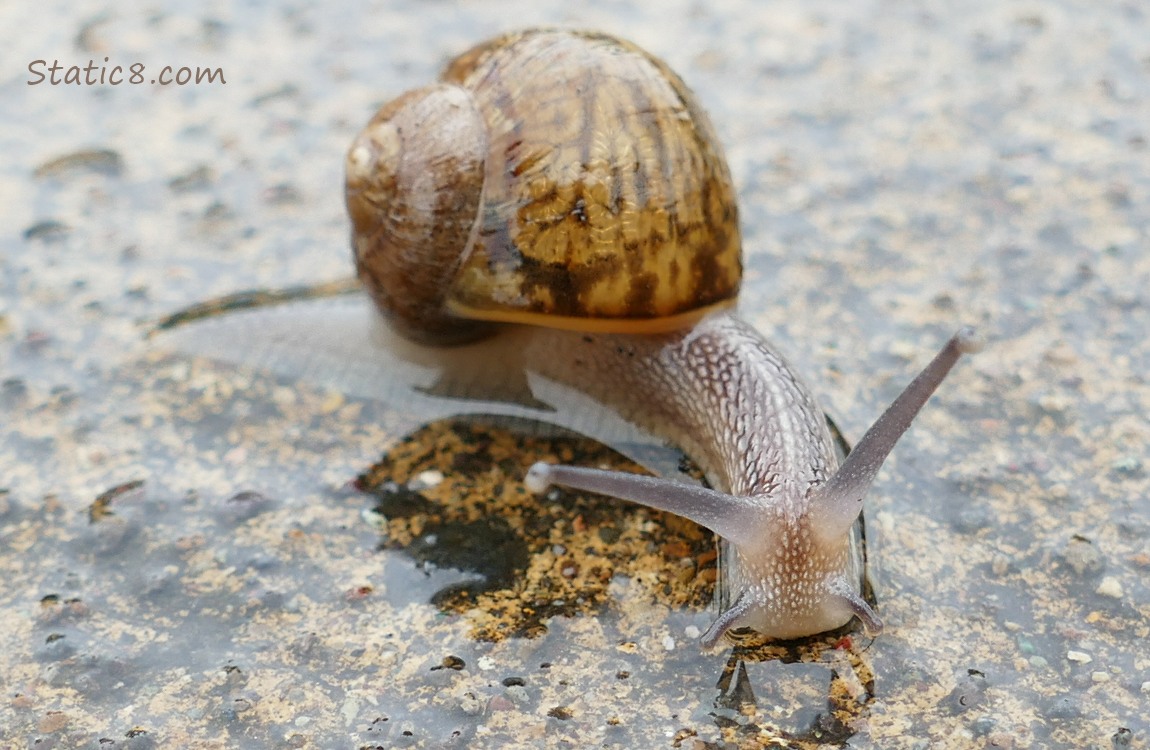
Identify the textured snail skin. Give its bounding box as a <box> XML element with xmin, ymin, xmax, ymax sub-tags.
<box><xmin>347</xmin><ymin>28</ymin><xmax>980</xmax><ymax>647</ymax></box>
<box><xmin>521</xmin><ymin>312</ymin><xmax>857</xmax><ymax>641</ymax></box>
<box><xmin>519</xmin><ymin>314</ymin><xmax>979</xmax><ymax>645</ymax></box>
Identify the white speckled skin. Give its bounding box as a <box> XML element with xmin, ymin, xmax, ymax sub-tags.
<box><xmin>524</xmin><ymin>314</ymin><xmax>834</xmax><ymax>489</ymax></box>
<box><xmin>522</xmin><ymin>311</ymin><xmax>865</xmax><ymax>643</ymax></box>
<box><xmin>523</xmin><ymin>312</ymin><xmax>978</xmax><ymax>646</ymax></box>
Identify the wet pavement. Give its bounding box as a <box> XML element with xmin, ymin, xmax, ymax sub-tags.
<box><xmin>2</xmin><ymin>1</ymin><xmax>1149</xmax><ymax>748</ymax></box>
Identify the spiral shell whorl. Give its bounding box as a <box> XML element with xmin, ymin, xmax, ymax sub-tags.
<box><xmin>347</xmin><ymin>29</ymin><xmax>742</xmax><ymax>340</ymax></box>
<box><xmin>346</xmin><ymin>84</ymin><xmax>491</xmax><ymax>343</ymax></box>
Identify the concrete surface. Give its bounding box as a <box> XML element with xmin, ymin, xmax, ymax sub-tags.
<box><xmin>1</xmin><ymin>1</ymin><xmax>1148</xmax><ymax>747</ymax></box>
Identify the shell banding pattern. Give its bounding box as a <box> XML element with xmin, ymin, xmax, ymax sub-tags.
<box><xmin>442</xmin><ymin>29</ymin><xmax>743</xmax><ymax>333</ymax></box>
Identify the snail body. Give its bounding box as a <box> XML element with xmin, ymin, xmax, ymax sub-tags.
<box><xmin>346</xmin><ymin>28</ymin><xmax>979</xmax><ymax>647</ymax></box>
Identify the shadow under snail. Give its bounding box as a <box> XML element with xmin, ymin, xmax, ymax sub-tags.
<box><xmin>344</xmin><ymin>28</ymin><xmax>981</xmax><ymax>648</ymax></box>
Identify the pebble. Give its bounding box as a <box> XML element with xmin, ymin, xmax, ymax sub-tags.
<box><xmin>415</xmin><ymin>470</ymin><xmax>444</xmax><ymax>488</ymax></box>
<box><xmin>488</xmin><ymin>695</ymin><xmax>515</xmax><ymax>712</ymax></box>
<box><xmin>361</xmin><ymin>508</ymin><xmax>387</xmax><ymax>529</ymax></box>
<box><xmin>1096</xmin><ymin>576</ymin><xmax>1123</xmax><ymax>598</ymax></box>
<box><xmin>1066</xmin><ymin>650</ymin><xmax>1092</xmax><ymax>664</ymax></box>
<box><xmin>1064</xmin><ymin>536</ymin><xmax>1104</xmax><ymax>576</ymax></box>
<box><xmin>458</xmin><ymin>692</ymin><xmax>482</xmax><ymax>715</ymax></box>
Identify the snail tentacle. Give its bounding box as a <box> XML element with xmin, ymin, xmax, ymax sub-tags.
<box><xmin>700</xmin><ymin>590</ymin><xmax>753</xmax><ymax>649</ymax></box>
<box><xmin>827</xmin><ymin>575</ymin><xmax>884</xmax><ymax>636</ymax></box>
<box><xmin>810</xmin><ymin>327</ymin><xmax>983</xmax><ymax>548</ymax></box>
<box><xmin>525</xmin><ymin>462</ymin><xmax>763</xmax><ymax>547</ymax></box>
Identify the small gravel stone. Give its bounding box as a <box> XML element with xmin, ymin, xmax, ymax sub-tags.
<box><xmin>414</xmin><ymin>470</ymin><xmax>444</xmax><ymax>488</ymax></box>
<box><xmin>1064</xmin><ymin>536</ymin><xmax>1104</xmax><ymax>576</ymax></box>
<box><xmin>458</xmin><ymin>692</ymin><xmax>482</xmax><ymax>715</ymax></box>
<box><xmin>1096</xmin><ymin>576</ymin><xmax>1124</xmax><ymax>598</ymax></box>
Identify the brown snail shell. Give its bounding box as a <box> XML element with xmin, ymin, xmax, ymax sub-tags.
<box><xmin>345</xmin><ymin>28</ymin><xmax>742</xmax><ymax>343</ymax></box>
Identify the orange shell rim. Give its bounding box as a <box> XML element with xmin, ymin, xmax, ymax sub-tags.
<box><xmin>444</xmin><ymin>298</ymin><xmax>736</xmax><ymax>334</ymax></box>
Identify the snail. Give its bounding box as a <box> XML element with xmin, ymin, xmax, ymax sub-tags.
<box><xmin>345</xmin><ymin>28</ymin><xmax>981</xmax><ymax>648</ymax></box>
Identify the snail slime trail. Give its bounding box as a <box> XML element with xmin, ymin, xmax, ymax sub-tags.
<box><xmin>347</xmin><ymin>28</ymin><xmax>981</xmax><ymax>648</ymax></box>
